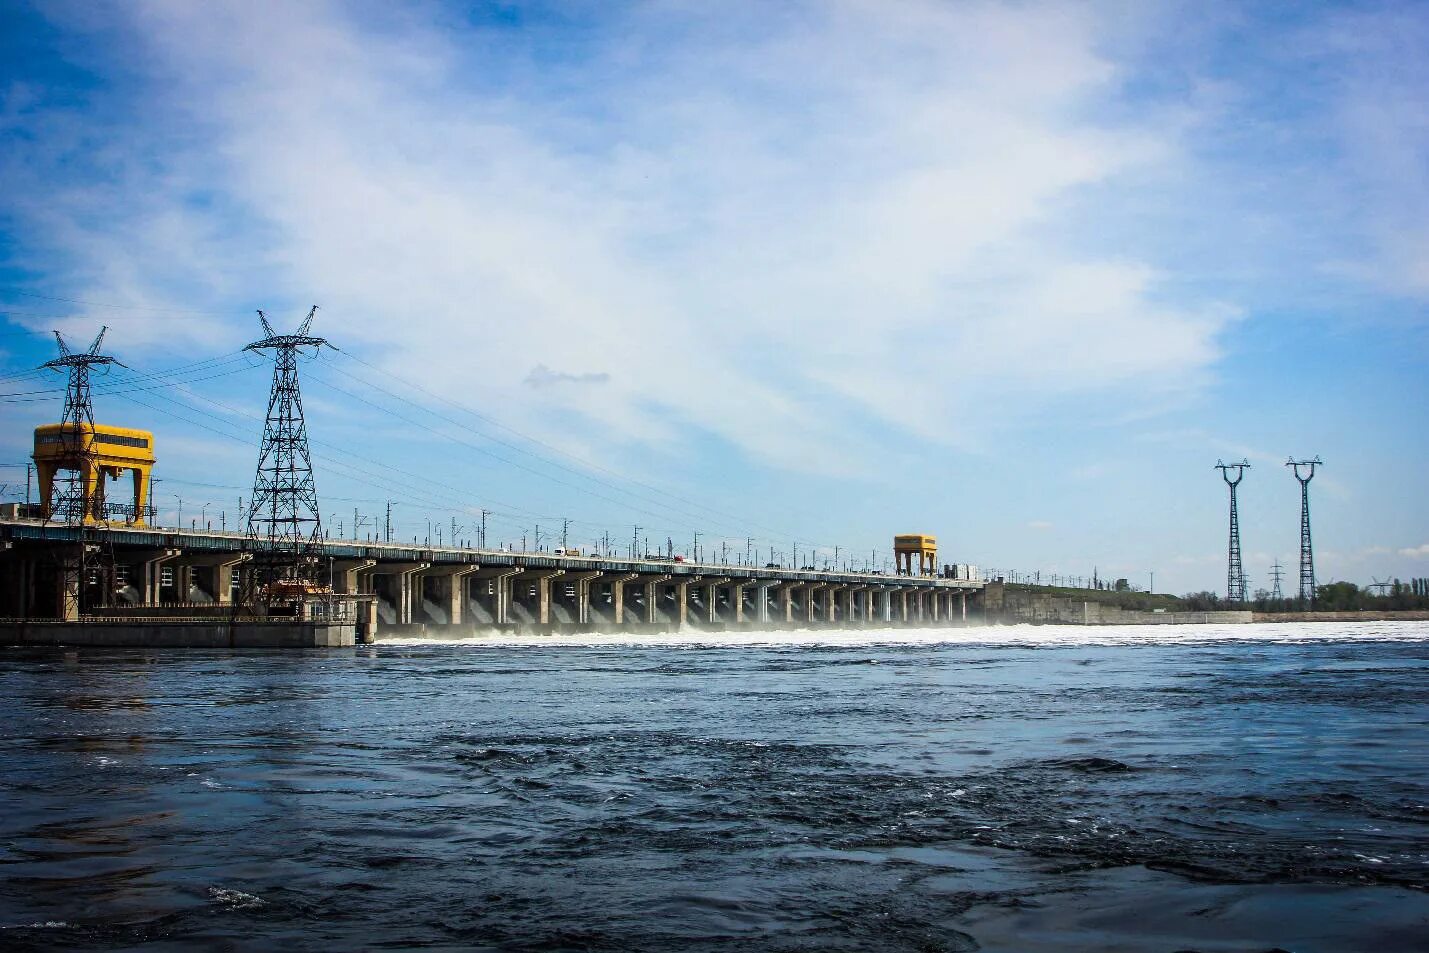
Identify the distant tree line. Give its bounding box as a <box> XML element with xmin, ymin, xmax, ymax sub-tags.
<box><xmin>1181</xmin><ymin>578</ymin><xmax>1429</xmax><ymax>612</ymax></box>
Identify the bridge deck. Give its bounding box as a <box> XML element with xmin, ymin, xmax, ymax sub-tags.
<box><xmin>0</xmin><ymin>518</ymin><xmax>982</xmax><ymax>590</ymax></box>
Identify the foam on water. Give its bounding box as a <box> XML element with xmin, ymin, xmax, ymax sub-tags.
<box><xmin>377</xmin><ymin>618</ymin><xmax>1429</xmax><ymax>648</ymax></box>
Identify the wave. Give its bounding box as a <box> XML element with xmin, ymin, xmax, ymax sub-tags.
<box><xmin>375</xmin><ymin>619</ymin><xmax>1429</xmax><ymax>648</ymax></box>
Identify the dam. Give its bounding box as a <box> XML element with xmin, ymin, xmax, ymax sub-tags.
<box><xmin>2</xmin><ymin>317</ymin><xmax>982</xmax><ymax>648</ymax></box>
<box><xmin>0</xmin><ymin>517</ymin><xmax>984</xmax><ymax>646</ymax></box>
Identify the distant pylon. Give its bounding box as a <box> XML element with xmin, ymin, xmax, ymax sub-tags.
<box><xmin>1269</xmin><ymin>560</ymin><xmax>1284</xmax><ymax>601</ymax></box>
<box><xmin>246</xmin><ymin>307</ymin><xmax>330</xmax><ymax>585</ymax></box>
<box><xmin>38</xmin><ymin>327</ymin><xmax>122</xmax><ymax>522</ymax></box>
<box><xmin>1215</xmin><ymin>459</ymin><xmax>1250</xmax><ymax>602</ymax></box>
<box><xmin>1286</xmin><ymin>456</ymin><xmax>1322</xmax><ymax>607</ymax></box>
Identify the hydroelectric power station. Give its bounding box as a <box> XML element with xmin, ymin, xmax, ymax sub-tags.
<box><xmin>1</xmin><ymin>316</ymin><xmax>983</xmax><ymax>647</ymax></box>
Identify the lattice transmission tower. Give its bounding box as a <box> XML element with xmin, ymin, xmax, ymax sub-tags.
<box><xmin>1286</xmin><ymin>456</ymin><xmax>1322</xmax><ymax>607</ymax></box>
<box><xmin>1269</xmin><ymin>560</ymin><xmax>1284</xmax><ymax>601</ymax></box>
<box><xmin>38</xmin><ymin>327</ymin><xmax>121</xmax><ymax>522</ymax></box>
<box><xmin>1215</xmin><ymin>459</ymin><xmax>1250</xmax><ymax>602</ymax></box>
<box><xmin>245</xmin><ymin>307</ymin><xmax>331</xmax><ymax>587</ymax></box>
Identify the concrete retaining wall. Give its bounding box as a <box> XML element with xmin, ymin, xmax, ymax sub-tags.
<box><xmin>1</xmin><ymin>620</ymin><xmax>355</xmax><ymax>648</ymax></box>
<box><xmin>1252</xmin><ymin>610</ymin><xmax>1429</xmax><ymax>623</ymax></box>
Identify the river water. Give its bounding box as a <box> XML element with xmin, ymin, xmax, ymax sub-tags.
<box><xmin>1</xmin><ymin>622</ymin><xmax>1426</xmax><ymax>951</ymax></box>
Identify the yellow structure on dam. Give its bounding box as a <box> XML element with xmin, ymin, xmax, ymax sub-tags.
<box><xmin>33</xmin><ymin>422</ymin><xmax>155</xmax><ymax>525</ymax></box>
<box><xmin>894</xmin><ymin>533</ymin><xmax>937</xmax><ymax>576</ymax></box>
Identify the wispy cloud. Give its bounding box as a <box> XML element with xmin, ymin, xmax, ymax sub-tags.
<box><xmin>1</xmin><ymin>0</ymin><xmax>1248</xmax><ymax>471</ymax></box>
<box><xmin>525</xmin><ymin>365</ymin><xmax>611</xmax><ymax>389</ymax></box>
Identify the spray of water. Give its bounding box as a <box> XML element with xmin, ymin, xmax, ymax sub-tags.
<box><xmin>377</xmin><ymin>619</ymin><xmax>1429</xmax><ymax>648</ymax></box>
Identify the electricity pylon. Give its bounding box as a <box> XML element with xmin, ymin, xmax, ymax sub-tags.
<box><xmin>39</xmin><ymin>327</ymin><xmax>122</xmax><ymax>522</ymax></box>
<box><xmin>1269</xmin><ymin>560</ymin><xmax>1285</xmax><ymax>601</ymax></box>
<box><xmin>1286</xmin><ymin>456</ymin><xmax>1322</xmax><ymax>607</ymax></box>
<box><xmin>1215</xmin><ymin>459</ymin><xmax>1250</xmax><ymax>603</ymax></box>
<box><xmin>246</xmin><ymin>307</ymin><xmax>330</xmax><ymax>588</ymax></box>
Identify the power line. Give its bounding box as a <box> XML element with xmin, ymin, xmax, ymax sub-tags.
<box><xmin>321</xmin><ymin>351</ymin><xmax>842</xmax><ymax>549</ymax></box>
<box><xmin>1</xmin><ymin>288</ymin><xmax>234</xmax><ymax>315</ymax></box>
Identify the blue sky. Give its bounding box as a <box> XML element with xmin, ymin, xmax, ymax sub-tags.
<box><xmin>1</xmin><ymin>0</ymin><xmax>1426</xmax><ymax>594</ymax></box>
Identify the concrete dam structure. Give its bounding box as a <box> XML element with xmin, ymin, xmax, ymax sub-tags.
<box><xmin>0</xmin><ymin>518</ymin><xmax>985</xmax><ymax>646</ymax></box>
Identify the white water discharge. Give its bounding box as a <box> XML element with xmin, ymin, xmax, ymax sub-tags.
<box><xmin>377</xmin><ymin>619</ymin><xmax>1429</xmax><ymax>648</ymax></box>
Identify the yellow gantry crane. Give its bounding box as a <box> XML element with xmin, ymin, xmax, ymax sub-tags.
<box><xmin>894</xmin><ymin>533</ymin><xmax>937</xmax><ymax>576</ymax></box>
<box><xmin>32</xmin><ymin>328</ymin><xmax>154</xmax><ymax>525</ymax></box>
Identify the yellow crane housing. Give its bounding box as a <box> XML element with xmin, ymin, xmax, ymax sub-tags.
<box><xmin>894</xmin><ymin>533</ymin><xmax>937</xmax><ymax>576</ymax></box>
<box><xmin>33</xmin><ymin>422</ymin><xmax>155</xmax><ymax>525</ymax></box>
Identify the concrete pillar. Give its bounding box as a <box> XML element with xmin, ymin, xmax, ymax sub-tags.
<box><xmin>138</xmin><ymin>548</ymin><xmax>182</xmax><ymax>605</ymax></box>
<box><xmin>475</xmin><ymin>567</ymin><xmax>523</xmax><ymax>624</ymax></box>
<box><xmin>331</xmin><ymin>559</ymin><xmax>377</xmax><ymax>594</ymax></box>
<box><xmin>755</xmin><ymin>582</ymin><xmax>773</xmax><ymax>625</ymax></box>
<box><xmin>961</xmin><ymin>590</ymin><xmax>968</xmax><ymax>622</ymax></box>
<box><xmin>823</xmin><ymin>586</ymin><xmax>837</xmax><ymax>624</ymax></box>
<box><xmin>674</xmin><ymin>576</ymin><xmax>697</xmax><ymax>627</ymax></box>
<box><xmin>56</xmin><ymin>544</ymin><xmax>82</xmax><ymax>620</ymax></box>
<box><xmin>512</xmin><ymin>569</ymin><xmax>565</xmax><ymax>625</ymax></box>
<box><xmin>847</xmin><ymin>586</ymin><xmax>867</xmax><ymax>627</ymax></box>
<box><xmin>174</xmin><ymin>552</ymin><xmax>253</xmax><ymax>604</ymax></box>
<box><xmin>634</xmin><ymin>574</ymin><xmax>672</xmax><ymax>624</ymax></box>
<box><xmin>728</xmin><ymin>581</ymin><xmax>747</xmax><ymax>624</ymax></box>
<box><xmin>805</xmin><ymin>582</ymin><xmax>827</xmax><ymax>624</ymax></box>
<box><xmin>702</xmin><ymin>578</ymin><xmax>730</xmax><ymax>625</ymax></box>
<box><xmin>382</xmin><ymin>562</ymin><xmax>430</xmax><ymax>624</ymax></box>
<box><xmin>607</xmin><ymin>573</ymin><xmax>637</xmax><ymax>625</ymax></box>
<box><xmin>419</xmin><ymin>564</ymin><xmax>480</xmax><ymax>626</ymax></box>
<box><xmin>563</xmin><ymin>570</ymin><xmax>603</xmax><ymax>624</ymax></box>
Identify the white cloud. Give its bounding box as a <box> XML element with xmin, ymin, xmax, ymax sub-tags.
<box><xmin>5</xmin><ymin>0</ymin><xmax>1239</xmax><ymax>472</ymax></box>
<box><xmin>1400</xmin><ymin>543</ymin><xmax>1429</xmax><ymax>559</ymax></box>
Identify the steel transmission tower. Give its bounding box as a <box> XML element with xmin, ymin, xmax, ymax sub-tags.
<box><xmin>1269</xmin><ymin>560</ymin><xmax>1284</xmax><ymax>601</ymax></box>
<box><xmin>1286</xmin><ymin>456</ymin><xmax>1322</xmax><ymax>607</ymax></box>
<box><xmin>1215</xmin><ymin>459</ymin><xmax>1250</xmax><ymax>602</ymax></box>
<box><xmin>246</xmin><ymin>307</ymin><xmax>330</xmax><ymax>586</ymax></box>
<box><xmin>39</xmin><ymin>327</ymin><xmax>122</xmax><ymax>521</ymax></box>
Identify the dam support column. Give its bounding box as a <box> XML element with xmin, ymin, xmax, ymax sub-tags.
<box><xmin>674</xmin><ymin>576</ymin><xmax>697</xmax><ymax>627</ymax></box>
<box><xmin>512</xmin><ymin>569</ymin><xmax>564</xmax><ymax>625</ymax></box>
<box><xmin>644</xmin><ymin>574</ymin><xmax>671</xmax><ymax>624</ymax></box>
<box><xmin>53</xmin><ymin>544</ymin><xmax>82</xmax><ymax>620</ymax></box>
<box><xmin>332</xmin><ymin>559</ymin><xmax>376</xmax><ymax>595</ymax></box>
<box><xmin>383</xmin><ymin>562</ymin><xmax>430</xmax><ymax>625</ymax></box>
<box><xmin>184</xmin><ymin>552</ymin><xmax>252</xmax><ymax>604</ymax></box>
<box><xmin>728</xmin><ymin>581</ymin><xmax>747</xmax><ymax>625</ymax></box>
<box><xmin>628</xmin><ymin>574</ymin><xmax>671</xmax><ymax>625</ymax></box>
<box><xmin>847</xmin><ymin>586</ymin><xmax>867</xmax><ymax>626</ymax></box>
<box><xmin>754</xmin><ymin>582</ymin><xmax>773</xmax><ymax>625</ymax></box>
<box><xmin>139</xmin><ymin>548</ymin><xmax>182</xmax><ymax>605</ymax></box>
<box><xmin>420</xmin><ymin>565</ymin><xmax>480</xmax><ymax>626</ymax></box>
<box><xmin>563</xmin><ymin>571</ymin><xmax>603</xmax><ymax>624</ymax></box>
<box><xmin>208</xmin><ymin>551</ymin><xmax>252</xmax><ymax>602</ymax></box>
<box><xmin>475</xmin><ymin>567</ymin><xmax>522</xmax><ymax>625</ymax></box>
<box><xmin>805</xmin><ymin>583</ymin><xmax>827</xmax><ymax>625</ymax></box>
<box><xmin>702</xmin><ymin>578</ymin><xmax>729</xmax><ymax>625</ymax></box>
<box><xmin>607</xmin><ymin>573</ymin><xmax>637</xmax><ymax>625</ymax></box>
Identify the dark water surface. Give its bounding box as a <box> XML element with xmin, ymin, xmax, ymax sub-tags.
<box><xmin>2</xmin><ymin>625</ymin><xmax>1427</xmax><ymax>951</ymax></box>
